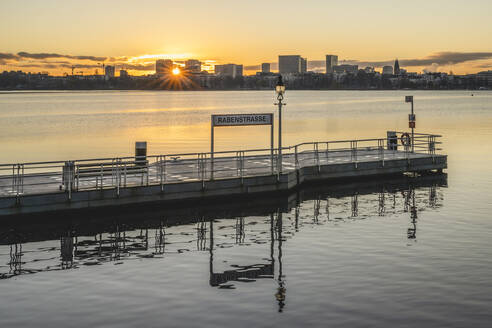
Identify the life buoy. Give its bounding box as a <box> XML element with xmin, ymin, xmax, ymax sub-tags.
<box><xmin>400</xmin><ymin>133</ymin><xmax>411</xmax><ymax>146</ymax></box>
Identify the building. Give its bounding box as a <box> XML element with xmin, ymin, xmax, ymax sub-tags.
<box><xmin>104</xmin><ymin>65</ymin><xmax>115</xmax><ymax>78</ymax></box>
<box><xmin>185</xmin><ymin>59</ymin><xmax>202</xmax><ymax>73</ymax></box>
<box><xmin>301</xmin><ymin>57</ymin><xmax>307</xmax><ymax>73</ymax></box>
<box><xmin>364</xmin><ymin>66</ymin><xmax>375</xmax><ymax>73</ymax></box>
<box><xmin>261</xmin><ymin>63</ymin><xmax>271</xmax><ymax>73</ymax></box>
<box><xmin>477</xmin><ymin>70</ymin><xmax>492</xmax><ymax>84</ymax></box>
<box><xmin>156</xmin><ymin>59</ymin><xmax>173</xmax><ymax>76</ymax></box>
<box><xmin>394</xmin><ymin>59</ymin><xmax>400</xmax><ymax>75</ymax></box>
<box><xmin>119</xmin><ymin>70</ymin><xmax>128</xmax><ymax>78</ymax></box>
<box><xmin>279</xmin><ymin>55</ymin><xmax>307</xmax><ymax>74</ymax></box>
<box><xmin>325</xmin><ymin>55</ymin><xmax>339</xmax><ymax>74</ymax></box>
<box><xmin>215</xmin><ymin>64</ymin><xmax>243</xmax><ymax>78</ymax></box>
<box><xmin>382</xmin><ymin>65</ymin><xmax>394</xmax><ymax>75</ymax></box>
<box><xmin>333</xmin><ymin>64</ymin><xmax>358</xmax><ymax>74</ymax></box>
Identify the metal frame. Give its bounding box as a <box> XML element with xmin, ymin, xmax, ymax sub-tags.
<box><xmin>0</xmin><ymin>132</ymin><xmax>442</xmax><ymax>199</ymax></box>
<box><xmin>211</xmin><ymin>113</ymin><xmax>274</xmax><ymax>180</ymax></box>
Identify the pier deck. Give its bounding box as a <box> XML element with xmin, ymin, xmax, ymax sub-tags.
<box><xmin>0</xmin><ymin>132</ymin><xmax>446</xmax><ymax>216</ymax></box>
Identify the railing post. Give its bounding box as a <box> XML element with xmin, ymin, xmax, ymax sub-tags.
<box><xmin>75</xmin><ymin>164</ymin><xmax>79</xmax><ymax>191</ymax></box>
<box><xmin>100</xmin><ymin>163</ymin><xmax>104</xmax><ymax>189</ymax></box>
<box><xmin>240</xmin><ymin>151</ymin><xmax>244</xmax><ymax>183</ymax></box>
<box><xmin>13</xmin><ymin>163</ymin><xmax>24</xmax><ymax>200</ymax></box>
<box><xmin>124</xmin><ymin>162</ymin><xmax>127</xmax><ymax>187</ymax></box>
<box><xmin>236</xmin><ymin>151</ymin><xmax>240</xmax><ymax>177</ymax></box>
<box><xmin>315</xmin><ymin>142</ymin><xmax>320</xmax><ymax>171</ymax></box>
<box><xmin>197</xmin><ymin>153</ymin><xmax>201</xmax><ymax>180</ymax></box>
<box><xmin>146</xmin><ymin>161</ymin><xmax>149</xmax><ymax>186</ymax></box>
<box><xmin>378</xmin><ymin>139</ymin><xmax>385</xmax><ymax>167</ymax></box>
<box><xmin>294</xmin><ymin>145</ymin><xmax>299</xmax><ymax>169</ymax></box>
<box><xmin>159</xmin><ymin>155</ymin><xmax>164</xmax><ymax>191</ymax></box>
<box><xmin>116</xmin><ymin>159</ymin><xmax>120</xmax><ymax>197</ymax></box>
<box><xmin>63</xmin><ymin>161</ymin><xmax>75</xmax><ymax>199</ymax></box>
<box><xmin>163</xmin><ymin>155</ymin><xmax>166</xmax><ymax>184</ymax></box>
<box><xmin>202</xmin><ymin>154</ymin><xmax>206</xmax><ymax>189</ymax></box>
<box><xmin>351</xmin><ymin>141</ymin><xmax>358</xmax><ymax>168</ymax></box>
<box><xmin>20</xmin><ymin>164</ymin><xmax>24</xmax><ymax>195</ymax></box>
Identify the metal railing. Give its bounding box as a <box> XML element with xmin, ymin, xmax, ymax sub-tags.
<box><xmin>0</xmin><ymin>132</ymin><xmax>442</xmax><ymax>199</ymax></box>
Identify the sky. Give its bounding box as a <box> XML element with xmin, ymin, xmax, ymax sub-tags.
<box><xmin>1</xmin><ymin>0</ymin><xmax>492</xmax><ymax>75</ymax></box>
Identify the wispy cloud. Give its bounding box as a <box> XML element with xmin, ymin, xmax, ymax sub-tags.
<box><xmin>344</xmin><ymin>52</ymin><xmax>492</xmax><ymax>68</ymax></box>
<box><xmin>0</xmin><ymin>53</ymin><xmax>18</xmax><ymax>60</ymax></box>
<box><xmin>17</xmin><ymin>52</ymin><xmax>107</xmax><ymax>62</ymax></box>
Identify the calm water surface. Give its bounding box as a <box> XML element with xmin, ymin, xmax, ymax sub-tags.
<box><xmin>1</xmin><ymin>90</ymin><xmax>492</xmax><ymax>327</ymax></box>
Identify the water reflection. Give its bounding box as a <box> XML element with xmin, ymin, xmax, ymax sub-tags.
<box><xmin>0</xmin><ymin>174</ymin><xmax>446</xmax><ymax>311</ymax></box>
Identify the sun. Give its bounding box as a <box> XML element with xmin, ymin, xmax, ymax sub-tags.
<box><xmin>172</xmin><ymin>67</ymin><xmax>181</xmax><ymax>75</ymax></box>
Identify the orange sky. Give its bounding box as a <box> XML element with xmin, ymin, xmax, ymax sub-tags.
<box><xmin>1</xmin><ymin>0</ymin><xmax>492</xmax><ymax>75</ymax></box>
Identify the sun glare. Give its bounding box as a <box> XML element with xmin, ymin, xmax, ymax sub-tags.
<box><xmin>172</xmin><ymin>67</ymin><xmax>181</xmax><ymax>75</ymax></box>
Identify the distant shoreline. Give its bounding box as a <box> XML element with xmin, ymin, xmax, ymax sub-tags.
<box><xmin>0</xmin><ymin>88</ymin><xmax>490</xmax><ymax>93</ymax></box>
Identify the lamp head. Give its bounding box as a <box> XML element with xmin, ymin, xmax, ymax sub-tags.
<box><xmin>275</xmin><ymin>75</ymin><xmax>286</xmax><ymax>95</ymax></box>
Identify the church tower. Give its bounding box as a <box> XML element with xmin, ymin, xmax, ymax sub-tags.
<box><xmin>394</xmin><ymin>59</ymin><xmax>400</xmax><ymax>75</ymax></box>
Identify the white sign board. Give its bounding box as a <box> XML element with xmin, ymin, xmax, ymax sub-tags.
<box><xmin>212</xmin><ymin>113</ymin><xmax>273</xmax><ymax>127</ymax></box>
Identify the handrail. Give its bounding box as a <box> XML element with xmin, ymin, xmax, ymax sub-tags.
<box><xmin>0</xmin><ymin>132</ymin><xmax>444</xmax><ymax>198</ymax></box>
<box><xmin>0</xmin><ymin>132</ymin><xmax>442</xmax><ymax>167</ymax></box>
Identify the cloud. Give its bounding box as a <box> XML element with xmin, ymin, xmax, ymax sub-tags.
<box><xmin>19</xmin><ymin>63</ymin><xmax>60</xmax><ymax>69</ymax></box>
<box><xmin>121</xmin><ymin>63</ymin><xmax>155</xmax><ymax>71</ymax></box>
<box><xmin>402</xmin><ymin>52</ymin><xmax>492</xmax><ymax>66</ymax></box>
<box><xmin>344</xmin><ymin>52</ymin><xmax>492</xmax><ymax>68</ymax></box>
<box><xmin>59</xmin><ymin>63</ymin><xmax>99</xmax><ymax>69</ymax></box>
<box><xmin>0</xmin><ymin>53</ymin><xmax>18</xmax><ymax>60</ymax></box>
<box><xmin>17</xmin><ymin>52</ymin><xmax>106</xmax><ymax>61</ymax></box>
<box><xmin>71</xmin><ymin>55</ymin><xmax>107</xmax><ymax>61</ymax></box>
<box><xmin>474</xmin><ymin>63</ymin><xmax>492</xmax><ymax>69</ymax></box>
<box><xmin>108</xmin><ymin>56</ymin><xmax>128</xmax><ymax>62</ymax></box>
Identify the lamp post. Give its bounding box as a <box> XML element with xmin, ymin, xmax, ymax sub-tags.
<box><xmin>275</xmin><ymin>75</ymin><xmax>286</xmax><ymax>173</ymax></box>
<box><xmin>405</xmin><ymin>95</ymin><xmax>415</xmax><ymax>152</ymax></box>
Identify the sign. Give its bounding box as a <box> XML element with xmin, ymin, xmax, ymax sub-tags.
<box><xmin>405</xmin><ymin>96</ymin><xmax>413</xmax><ymax>103</ymax></box>
<box><xmin>212</xmin><ymin>113</ymin><xmax>273</xmax><ymax>127</ymax></box>
<box><xmin>409</xmin><ymin>121</ymin><xmax>416</xmax><ymax>129</ymax></box>
<box><xmin>210</xmin><ymin>113</ymin><xmax>275</xmax><ymax>179</ymax></box>
<box><xmin>408</xmin><ymin>114</ymin><xmax>416</xmax><ymax>122</ymax></box>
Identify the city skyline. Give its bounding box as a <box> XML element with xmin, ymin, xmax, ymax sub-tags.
<box><xmin>2</xmin><ymin>51</ymin><xmax>492</xmax><ymax>77</ymax></box>
<box><xmin>1</xmin><ymin>0</ymin><xmax>492</xmax><ymax>75</ymax></box>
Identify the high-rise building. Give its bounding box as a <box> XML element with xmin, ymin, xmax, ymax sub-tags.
<box><xmin>261</xmin><ymin>63</ymin><xmax>271</xmax><ymax>73</ymax></box>
<box><xmin>326</xmin><ymin>55</ymin><xmax>339</xmax><ymax>74</ymax></box>
<box><xmin>278</xmin><ymin>55</ymin><xmax>306</xmax><ymax>74</ymax></box>
<box><xmin>333</xmin><ymin>65</ymin><xmax>358</xmax><ymax>74</ymax></box>
<box><xmin>105</xmin><ymin>65</ymin><xmax>115</xmax><ymax>78</ymax></box>
<box><xmin>394</xmin><ymin>59</ymin><xmax>400</xmax><ymax>75</ymax></box>
<box><xmin>156</xmin><ymin>59</ymin><xmax>173</xmax><ymax>76</ymax></box>
<box><xmin>214</xmin><ymin>64</ymin><xmax>243</xmax><ymax>78</ymax></box>
<box><xmin>119</xmin><ymin>70</ymin><xmax>128</xmax><ymax>78</ymax></box>
<box><xmin>300</xmin><ymin>57</ymin><xmax>307</xmax><ymax>73</ymax></box>
<box><xmin>477</xmin><ymin>70</ymin><xmax>492</xmax><ymax>84</ymax></box>
<box><xmin>382</xmin><ymin>66</ymin><xmax>394</xmax><ymax>75</ymax></box>
<box><xmin>185</xmin><ymin>59</ymin><xmax>202</xmax><ymax>73</ymax></box>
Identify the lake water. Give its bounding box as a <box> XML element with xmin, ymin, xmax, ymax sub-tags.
<box><xmin>1</xmin><ymin>90</ymin><xmax>492</xmax><ymax>327</ymax></box>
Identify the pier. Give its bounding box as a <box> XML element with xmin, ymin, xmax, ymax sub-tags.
<box><xmin>0</xmin><ymin>131</ymin><xmax>446</xmax><ymax>216</ymax></box>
